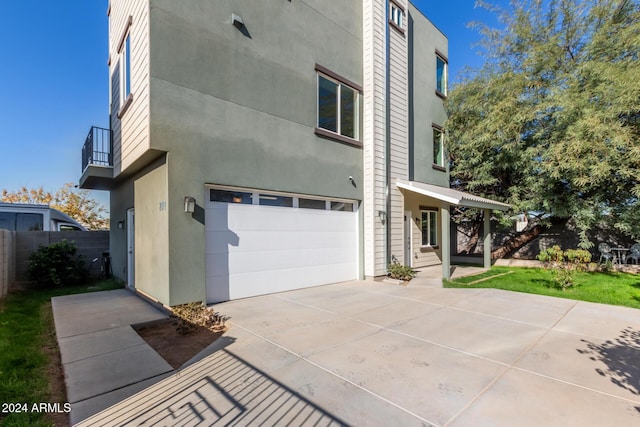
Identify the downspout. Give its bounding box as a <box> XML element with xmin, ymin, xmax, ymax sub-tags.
<box><xmin>385</xmin><ymin>2</ymin><xmax>391</xmax><ymax>266</ymax></box>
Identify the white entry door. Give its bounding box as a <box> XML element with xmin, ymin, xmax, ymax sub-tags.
<box><xmin>205</xmin><ymin>188</ymin><xmax>358</xmax><ymax>303</ymax></box>
<box><xmin>127</xmin><ymin>208</ymin><xmax>135</xmax><ymax>288</ymax></box>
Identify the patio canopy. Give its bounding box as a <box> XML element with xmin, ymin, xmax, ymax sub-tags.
<box><xmin>396</xmin><ymin>179</ymin><xmax>510</xmax><ymax>211</ymax></box>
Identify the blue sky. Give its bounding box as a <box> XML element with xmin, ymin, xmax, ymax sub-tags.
<box><xmin>0</xmin><ymin>1</ymin><xmax>505</xmax><ymax>211</ymax></box>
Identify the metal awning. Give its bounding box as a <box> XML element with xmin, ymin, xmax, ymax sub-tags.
<box><xmin>396</xmin><ymin>179</ymin><xmax>511</xmax><ymax>211</ymax></box>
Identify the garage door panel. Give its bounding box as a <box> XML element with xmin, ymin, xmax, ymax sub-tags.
<box><xmin>216</xmin><ymin>203</ymin><xmax>355</xmax><ymax>232</ymax></box>
<box><xmin>226</xmin><ymin>263</ymin><xmax>357</xmax><ymax>300</ymax></box>
<box><xmin>206</xmin><ymin>230</ymin><xmax>357</xmax><ymax>254</ymax></box>
<box><xmin>206</xmin><ymin>195</ymin><xmax>358</xmax><ymax>303</ymax></box>
<box><xmin>231</xmin><ymin>247</ymin><xmax>356</xmax><ymax>273</ymax></box>
<box><xmin>205</xmin><ymin>247</ymin><xmax>356</xmax><ymax>277</ymax></box>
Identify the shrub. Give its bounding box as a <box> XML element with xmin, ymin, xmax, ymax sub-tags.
<box><xmin>171</xmin><ymin>302</ymin><xmax>229</xmax><ymax>335</ymax></box>
<box><xmin>27</xmin><ymin>239</ymin><xmax>86</xmax><ymax>287</ymax></box>
<box><xmin>387</xmin><ymin>260</ymin><xmax>417</xmax><ymax>281</ymax></box>
<box><xmin>537</xmin><ymin>246</ymin><xmax>592</xmax><ymax>290</ymax></box>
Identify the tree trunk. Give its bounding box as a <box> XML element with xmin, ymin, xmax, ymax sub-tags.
<box><xmin>491</xmin><ymin>223</ymin><xmax>546</xmax><ymax>259</ymax></box>
<box><xmin>460</xmin><ymin>222</ymin><xmax>481</xmax><ymax>254</ymax></box>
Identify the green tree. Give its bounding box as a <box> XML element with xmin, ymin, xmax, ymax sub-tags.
<box><xmin>1</xmin><ymin>183</ymin><xmax>109</xmax><ymax>230</ymax></box>
<box><xmin>446</xmin><ymin>0</ymin><xmax>640</xmax><ymax>255</ymax></box>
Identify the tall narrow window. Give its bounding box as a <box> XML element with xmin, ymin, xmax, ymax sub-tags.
<box><xmin>421</xmin><ymin>210</ymin><xmax>438</xmax><ymax>247</ymax></box>
<box><xmin>317</xmin><ymin>71</ymin><xmax>360</xmax><ymax>141</ymax></box>
<box><xmin>123</xmin><ymin>35</ymin><xmax>131</xmax><ymax>98</ymax></box>
<box><xmin>436</xmin><ymin>54</ymin><xmax>447</xmax><ymax>97</ymax></box>
<box><xmin>433</xmin><ymin>126</ymin><xmax>444</xmax><ymax>167</ymax></box>
<box><xmin>121</xmin><ymin>34</ymin><xmax>131</xmax><ymax>104</ymax></box>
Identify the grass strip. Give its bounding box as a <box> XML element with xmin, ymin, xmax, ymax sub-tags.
<box><xmin>0</xmin><ymin>279</ymin><xmax>122</xmax><ymax>427</ymax></box>
<box><xmin>445</xmin><ymin>266</ymin><xmax>640</xmax><ymax>309</ymax></box>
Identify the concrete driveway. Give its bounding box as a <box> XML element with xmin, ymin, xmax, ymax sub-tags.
<box><xmin>79</xmin><ymin>280</ymin><xmax>640</xmax><ymax>426</ymax></box>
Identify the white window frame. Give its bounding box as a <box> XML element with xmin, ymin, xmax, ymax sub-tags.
<box><xmin>421</xmin><ymin>209</ymin><xmax>438</xmax><ymax>247</ymax></box>
<box><xmin>316</xmin><ymin>72</ymin><xmax>360</xmax><ymax>142</ymax></box>
<box><xmin>390</xmin><ymin>3</ymin><xmax>403</xmax><ymax>28</ymax></box>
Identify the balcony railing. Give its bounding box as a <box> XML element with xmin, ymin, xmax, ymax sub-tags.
<box><xmin>82</xmin><ymin>126</ymin><xmax>113</xmax><ymax>173</ymax></box>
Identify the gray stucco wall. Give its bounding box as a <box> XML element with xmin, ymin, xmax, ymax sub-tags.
<box><xmin>148</xmin><ymin>0</ymin><xmax>363</xmax><ymax>199</ymax></box>
<box><xmin>408</xmin><ymin>5</ymin><xmax>448</xmax><ymax>187</ymax></box>
<box><xmin>142</xmin><ymin>0</ymin><xmax>365</xmax><ymax>305</ymax></box>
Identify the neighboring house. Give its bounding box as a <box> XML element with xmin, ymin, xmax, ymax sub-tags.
<box><xmin>0</xmin><ymin>203</ymin><xmax>87</xmax><ymax>231</ymax></box>
<box><xmin>79</xmin><ymin>0</ymin><xmax>508</xmax><ymax>307</ymax></box>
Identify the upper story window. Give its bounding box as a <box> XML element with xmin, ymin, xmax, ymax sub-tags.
<box><xmin>315</xmin><ymin>64</ymin><xmax>361</xmax><ymax>146</ymax></box>
<box><xmin>116</xmin><ymin>16</ymin><xmax>133</xmax><ymax>118</ymax></box>
<box><xmin>390</xmin><ymin>1</ymin><xmax>404</xmax><ymax>29</ymax></box>
<box><xmin>122</xmin><ymin>34</ymin><xmax>131</xmax><ymax>101</ymax></box>
<box><xmin>433</xmin><ymin>125</ymin><xmax>445</xmax><ymax>168</ymax></box>
<box><xmin>436</xmin><ymin>53</ymin><xmax>448</xmax><ymax>98</ymax></box>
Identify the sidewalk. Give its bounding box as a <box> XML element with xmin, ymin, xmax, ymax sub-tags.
<box><xmin>52</xmin><ymin>289</ymin><xmax>174</xmax><ymax>425</ymax></box>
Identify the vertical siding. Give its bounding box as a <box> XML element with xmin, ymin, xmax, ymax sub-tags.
<box><xmin>363</xmin><ymin>0</ymin><xmax>388</xmax><ymax>276</ymax></box>
<box><xmin>109</xmin><ymin>0</ymin><xmax>150</xmax><ymax>176</ymax></box>
<box><xmin>388</xmin><ymin>0</ymin><xmax>409</xmax><ymax>265</ymax></box>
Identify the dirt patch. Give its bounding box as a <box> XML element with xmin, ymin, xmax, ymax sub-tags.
<box><xmin>41</xmin><ymin>302</ymin><xmax>71</xmax><ymax>427</ymax></box>
<box><xmin>133</xmin><ymin>318</ymin><xmax>226</xmax><ymax>369</ymax></box>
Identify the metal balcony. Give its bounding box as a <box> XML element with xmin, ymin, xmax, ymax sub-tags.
<box><xmin>79</xmin><ymin>126</ymin><xmax>114</xmax><ymax>190</ymax></box>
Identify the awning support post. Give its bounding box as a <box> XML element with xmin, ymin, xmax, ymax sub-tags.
<box><xmin>441</xmin><ymin>203</ymin><xmax>451</xmax><ymax>280</ymax></box>
<box><xmin>483</xmin><ymin>208</ymin><xmax>491</xmax><ymax>269</ymax></box>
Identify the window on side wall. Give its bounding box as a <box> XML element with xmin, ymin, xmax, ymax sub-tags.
<box><xmin>433</xmin><ymin>125</ymin><xmax>444</xmax><ymax>168</ymax></box>
<box><xmin>421</xmin><ymin>210</ymin><xmax>438</xmax><ymax>247</ymax></box>
<box><xmin>436</xmin><ymin>53</ymin><xmax>447</xmax><ymax>97</ymax></box>
<box><xmin>390</xmin><ymin>2</ymin><xmax>404</xmax><ymax>28</ymax></box>
<box><xmin>116</xmin><ymin>17</ymin><xmax>134</xmax><ymax>118</ymax></box>
<box><xmin>316</xmin><ymin>67</ymin><xmax>361</xmax><ymax>144</ymax></box>
<box><xmin>121</xmin><ymin>34</ymin><xmax>131</xmax><ymax>102</ymax></box>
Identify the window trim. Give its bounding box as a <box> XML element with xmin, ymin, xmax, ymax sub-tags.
<box><xmin>432</xmin><ymin>123</ymin><xmax>445</xmax><ymax>169</ymax></box>
<box><xmin>420</xmin><ymin>208</ymin><xmax>438</xmax><ymax>247</ymax></box>
<box><xmin>389</xmin><ymin>0</ymin><xmax>405</xmax><ymax>35</ymax></box>
<box><xmin>206</xmin><ymin>184</ymin><xmax>358</xmax><ymax>212</ymax></box>
<box><xmin>315</xmin><ymin>64</ymin><xmax>362</xmax><ymax>147</ymax></box>
<box><xmin>116</xmin><ymin>16</ymin><xmax>133</xmax><ymax>118</ymax></box>
<box><xmin>435</xmin><ymin>50</ymin><xmax>448</xmax><ymax>99</ymax></box>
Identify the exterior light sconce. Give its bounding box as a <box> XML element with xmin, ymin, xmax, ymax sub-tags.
<box><xmin>117</xmin><ymin>220</ymin><xmax>124</xmax><ymax>229</ymax></box>
<box><xmin>232</xmin><ymin>13</ymin><xmax>244</xmax><ymax>29</ymax></box>
<box><xmin>184</xmin><ymin>196</ymin><xmax>196</xmax><ymax>213</ymax></box>
<box><xmin>378</xmin><ymin>210</ymin><xmax>387</xmax><ymax>224</ymax></box>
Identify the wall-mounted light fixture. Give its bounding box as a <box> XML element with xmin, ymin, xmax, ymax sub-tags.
<box><xmin>378</xmin><ymin>210</ymin><xmax>387</xmax><ymax>224</ymax></box>
<box><xmin>232</xmin><ymin>13</ymin><xmax>244</xmax><ymax>29</ymax></box>
<box><xmin>184</xmin><ymin>196</ymin><xmax>196</xmax><ymax>213</ymax></box>
<box><xmin>117</xmin><ymin>220</ymin><xmax>124</xmax><ymax>229</ymax></box>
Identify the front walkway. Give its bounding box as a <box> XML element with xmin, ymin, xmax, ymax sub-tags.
<box><xmin>52</xmin><ymin>289</ymin><xmax>173</xmax><ymax>424</ymax></box>
<box><xmin>75</xmin><ymin>281</ymin><xmax>640</xmax><ymax>426</ymax></box>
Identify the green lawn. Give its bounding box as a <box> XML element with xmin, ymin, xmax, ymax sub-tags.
<box><xmin>445</xmin><ymin>266</ymin><xmax>640</xmax><ymax>309</ymax></box>
<box><xmin>0</xmin><ymin>279</ymin><xmax>123</xmax><ymax>427</ymax></box>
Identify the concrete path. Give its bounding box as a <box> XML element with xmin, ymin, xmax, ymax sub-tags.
<box><xmin>71</xmin><ymin>282</ymin><xmax>640</xmax><ymax>426</ymax></box>
<box><xmin>52</xmin><ymin>289</ymin><xmax>173</xmax><ymax>424</ymax></box>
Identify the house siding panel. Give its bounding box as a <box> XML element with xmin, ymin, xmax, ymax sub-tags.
<box><xmin>388</xmin><ymin>0</ymin><xmax>409</xmax><ymax>265</ymax></box>
<box><xmin>109</xmin><ymin>0</ymin><xmax>150</xmax><ymax>176</ymax></box>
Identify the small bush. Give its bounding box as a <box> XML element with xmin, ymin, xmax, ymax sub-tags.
<box><xmin>171</xmin><ymin>302</ymin><xmax>229</xmax><ymax>335</ymax></box>
<box><xmin>27</xmin><ymin>239</ymin><xmax>86</xmax><ymax>288</ymax></box>
<box><xmin>387</xmin><ymin>261</ymin><xmax>417</xmax><ymax>281</ymax></box>
<box><xmin>537</xmin><ymin>246</ymin><xmax>592</xmax><ymax>290</ymax></box>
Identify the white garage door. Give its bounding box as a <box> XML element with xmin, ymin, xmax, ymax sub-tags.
<box><xmin>205</xmin><ymin>187</ymin><xmax>359</xmax><ymax>303</ymax></box>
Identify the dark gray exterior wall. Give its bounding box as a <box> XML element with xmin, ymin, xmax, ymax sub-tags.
<box><xmin>148</xmin><ymin>0</ymin><xmax>363</xmax><ymax>198</ymax></box>
<box><xmin>143</xmin><ymin>0</ymin><xmax>364</xmax><ymax>305</ymax></box>
<box><xmin>408</xmin><ymin>4</ymin><xmax>448</xmax><ymax>187</ymax></box>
